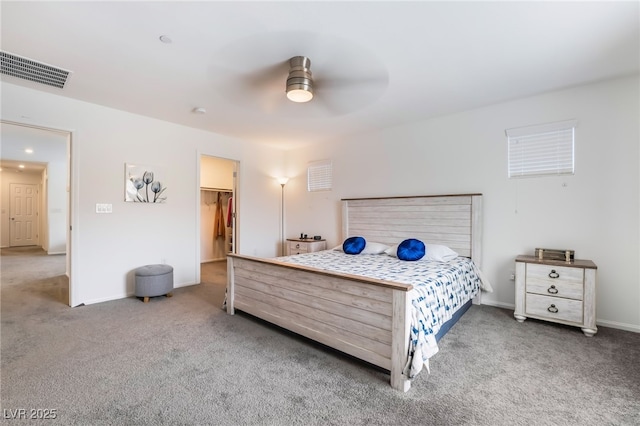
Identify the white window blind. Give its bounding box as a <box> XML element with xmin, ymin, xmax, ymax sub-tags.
<box><xmin>507</xmin><ymin>120</ymin><xmax>577</xmax><ymax>178</ymax></box>
<box><xmin>307</xmin><ymin>160</ymin><xmax>332</xmax><ymax>192</ymax></box>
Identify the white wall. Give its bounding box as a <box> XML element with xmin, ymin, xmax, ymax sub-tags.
<box><xmin>284</xmin><ymin>75</ymin><xmax>640</xmax><ymax>332</ymax></box>
<box><xmin>1</xmin><ymin>82</ymin><xmax>285</xmax><ymax>306</ymax></box>
<box><xmin>44</xmin><ymin>156</ymin><xmax>68</xmax><ymax>254</ymax></box>
<box><xmin>200</xmin><ymin>156</ymin><xmax>235</xmax><ymax>190</ymax></box>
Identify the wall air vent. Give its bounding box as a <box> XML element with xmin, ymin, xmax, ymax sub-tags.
<box><xmin>0</xmin><ymin>51</ymin><xmax>70</xmax><ymax>89</ymax></box>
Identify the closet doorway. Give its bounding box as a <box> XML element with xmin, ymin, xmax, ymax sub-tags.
<box><xmin>197</xmin><ymin>154</ymin><xmax>238</xmax><ymax>294</ymax></box>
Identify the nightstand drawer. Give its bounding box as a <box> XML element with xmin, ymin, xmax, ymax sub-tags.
<box><xmin>526</xmin><ymin>263</ymin><xmax>584</xmax><ymax>286</ymax></box>
<box><xmin>526</xmin><ymin>293</ymin><xmax>583</xmax><ymax>324</ymax></box>
<box><xmin>288</xmin><ymin>242</ymin><xmax>309</xmax><ymax>255</ymax></box>
<box><xmin>286</xmin><ymin>239</ymin><xmax>326</xmax><ymax>255</ymax></box>
<box><xmin>526</xmin><ymin>275</ymin><xmax>583</xmax><ymax>301</ymax></box>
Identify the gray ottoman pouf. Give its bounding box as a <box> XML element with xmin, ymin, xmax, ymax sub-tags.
<box><xmin>134</xmin><ymin>264</ymin><xmax>173</xmax><ymax>303</ymax></box>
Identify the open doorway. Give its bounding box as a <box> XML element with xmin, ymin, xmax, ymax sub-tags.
<box><xmin>197</xmin><ymin>154</ymin><xmax>238</xmax><ymax>307</ymax></box>
<box><xmin>0</xmin><ymin>121</ymin><xmax>72</xmax><ymax>306</ymax></box>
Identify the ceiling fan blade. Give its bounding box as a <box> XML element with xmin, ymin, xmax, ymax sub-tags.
<box><xmin>314</xmin><ymin>74</ymin><xmax>388</xmax><ymax>90</ymax></box>
<box><xmin>243</xmin><ymin>60</ymin><xmax>290</xmax><ymax>90</ymax></box>
<box><xmin>211</xmin><ymin>60</ymin><xmax>291</xmax><ymax>112</ymax></box>
<box><xmin>312</xmin><ymin>72</ymin><xmax>389</xmax><ymax>115</ymax></box>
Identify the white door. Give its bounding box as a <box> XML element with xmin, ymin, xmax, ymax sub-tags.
<box><xmin>10</xmin><ymin>183</ymin><xmax>39</xmax><ymax>246</ymax></box>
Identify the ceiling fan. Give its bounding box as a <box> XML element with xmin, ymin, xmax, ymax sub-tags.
<box><xmin>211</xmin><ymin>33</ymin><xmax>389</xmax><ymax>117</ymax></box>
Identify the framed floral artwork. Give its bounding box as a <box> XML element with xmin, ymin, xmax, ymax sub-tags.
<box><xmin>125</xmin><ymin>163</ymin><xmax>167</xmax><ymax>203</ymax></box>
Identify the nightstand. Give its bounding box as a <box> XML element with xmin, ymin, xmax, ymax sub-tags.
<box><xmin>514</xmin><ymin>255</ymin><xmax>597</xmax><ymax>336</ymax></box>
<box><xmin>286</xmin><ymin>238</ymin><xmax>326</xmax><ymax>255</ymax></box>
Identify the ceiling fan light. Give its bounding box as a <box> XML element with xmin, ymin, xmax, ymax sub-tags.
<box><xmin>286</xmin><ymin>86</ymin><xmax>313</xmax><ymax>102</ymax></box>
<box><xmin>286</xmin><ymin>56</ymin><xmax>314</xmax><ymax>103</ymax></box>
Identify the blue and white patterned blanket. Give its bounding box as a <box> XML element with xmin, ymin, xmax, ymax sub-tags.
<box><xmin>277</xmin><ymin>250</ymin><xmax>489</xmax><ymax>378</ymax></box>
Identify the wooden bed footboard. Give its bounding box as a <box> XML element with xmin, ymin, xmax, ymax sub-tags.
<box><xmin>227</xmin><ymin>254</ymin><xmax>413</xmax><ymax>392</ymax></box>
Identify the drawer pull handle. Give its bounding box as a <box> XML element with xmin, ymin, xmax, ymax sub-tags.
<box><xmin>548</xmin><ymin>270</ymin><xmax>560</xmax><ymax>279</ymax></box>
<box><xmin>295</xmin><ymin>244</ymin><xmax>300</xmax><ymax>248</ymax></box>
<box><xmin>547</xmin><ymin>304</ymin><xmax>559</xmax><ymax>313</ymax></box>
<box><xmin>547</xmin><ymin>285</ymin><xmax>558</xmax><ymax>294</ymax></box>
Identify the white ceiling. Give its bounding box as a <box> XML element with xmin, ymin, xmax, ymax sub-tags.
<box><xmin>1</xmin><ymin>1</ymin><xmax>638</xmax><ymax>150</ymax></box>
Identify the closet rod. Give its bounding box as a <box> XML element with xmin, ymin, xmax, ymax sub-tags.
<box><xmin>200</xmin><ymin>187</ymin><xmax>232</xmax><ymax>193</ymax></box>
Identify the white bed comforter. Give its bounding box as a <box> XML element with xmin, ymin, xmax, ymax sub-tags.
<box><xmin>277</xmin><ymin>250</ymin><xmax>492</xmax><ymax>378</ymax></box>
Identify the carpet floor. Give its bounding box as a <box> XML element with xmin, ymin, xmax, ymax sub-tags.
<box><xmin>1</xmin><ymin>247</ymin><xmax>639</xmax><ymax>425</ymax></box>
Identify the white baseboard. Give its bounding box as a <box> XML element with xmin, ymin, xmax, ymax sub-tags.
<box><xmin>79</xmin><ymin>281</ymin><xmax>201</xmax><ymax>306</ymax></box>
<box><xmin>480</xmin><ymin>299</ymin><xmax>639</xmax><ymax>334</ymax></box>
<box><xmin>80</xmin><ymin>293</ymin><xmax>129</xmax><ymax>306</ymax></box>
<box><xmin>595</xmin><ymin>319</ymin><xmax>640</xmax><ymax>333</ymax></box>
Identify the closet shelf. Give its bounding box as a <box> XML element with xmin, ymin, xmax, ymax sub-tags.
<box><xmin>201</xmin><ymin>187</ymin><xmax>232</xmax><ymax>192</ymax></box>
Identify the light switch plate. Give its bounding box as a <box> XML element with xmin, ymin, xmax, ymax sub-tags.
<box><xmin>96</xmin><ymin>203</ymin><xmax>113</xmax><ymax>213</ymax></box>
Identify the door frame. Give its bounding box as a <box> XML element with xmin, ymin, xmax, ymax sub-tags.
<box><xmin>1</xmin><ymin>120</ymin><xmax>76</xmax><ymax>307</ymax></box>
<box><xmin>195</xmin><ymin>151</ymin><xmax>239</xmax><ymax>284</ymax></box>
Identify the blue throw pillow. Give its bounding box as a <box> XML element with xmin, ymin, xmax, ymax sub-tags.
<box><xmin>397</xmin><ymin>238</ymin><xmax>425</xmax><ymax>261</ymax></box>
<box><xmin>343</xmin><ymin>236</ymin><xmax>366</xmax><ymax>255</ymax></box>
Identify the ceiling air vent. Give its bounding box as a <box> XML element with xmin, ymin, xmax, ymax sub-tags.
<box><xmin>0</xmin><ymin>51</ymin><xmax>70</xmax><ymax>89</ymax></box>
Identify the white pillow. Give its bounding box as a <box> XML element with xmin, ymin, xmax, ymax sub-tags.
<box><xmin>424</xmin><ymin>244</ymin><xmax>459</xmax><ymax>262</ymax></box>
<box><xmin>384</xmin><ymin>244</ymin><xmax>398</xmax><ymax>257</ymax></box>
<box><xmin>333</xmin><ymin>240</ymin><xmax>389</xmax><ymax>254</ymax></box>
<box><xmin>361</xmin><ymin>241</ymin><xmax>390</xmax><ymax>254</ymax></box>
<box><xmin>385</xmin><ymin>243</ymin><xmax>458</xmax><ymax>262</ymax></box>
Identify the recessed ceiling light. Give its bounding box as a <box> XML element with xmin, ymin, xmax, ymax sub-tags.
<box><xmin>18</xmin><ymin>164</ymin><xmax>25</xmax><ymax>169</ymax></box>
<box><xmin>159</xmin><ymin>35</ymin><xmax>172</xmax><ymax>44</ymax></box>
<box><xmin>193</xmin><ymin>107</ymin><xmax>206</xmax><ymax>114</ymax></box>
<box><xmin>25</xmin><ymin>148</ymin><xmax>34</xmax><ymax>154</ymax></box>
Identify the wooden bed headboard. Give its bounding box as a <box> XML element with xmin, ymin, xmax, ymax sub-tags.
<box><xmin>341</xmin><ymin>194</ymin><xmax>483</xmax><ymax>266</ymax></box>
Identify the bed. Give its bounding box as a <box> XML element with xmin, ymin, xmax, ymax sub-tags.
<box><xmin>226</xmin><ymin>194</ymin><xmax>487</xmax><ymax>392</ymax></box>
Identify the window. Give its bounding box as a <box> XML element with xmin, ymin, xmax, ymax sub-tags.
<box><xmin>507</xmin><ymin>120</ymin><xmax>577</xmax><ymax>178</ymax></box>
<box><xmin>307</xmin><ymin>160</ymin><xmax>332</xmax><ymax>192</ymax></box>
